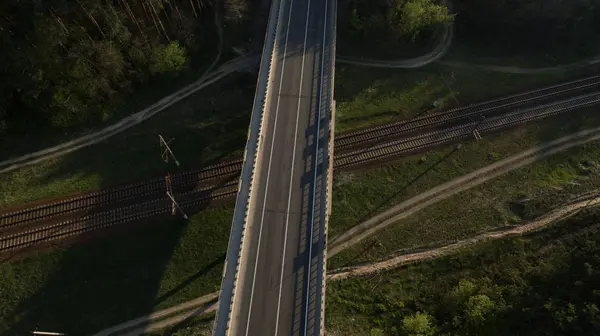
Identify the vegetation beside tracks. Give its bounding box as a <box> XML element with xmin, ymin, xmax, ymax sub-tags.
<box><xmin>0</xmin><ymin>73</ymin><xmax>255</xmax><ymax>208</ymax></box>
<box><xmin>330</xmin><ymin>106</ymin><xmax>600</xmax><ymax>268</ymax></box>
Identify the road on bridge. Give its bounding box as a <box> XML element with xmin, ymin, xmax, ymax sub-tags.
<box><xmin>224</xmin><ymin>0</ymin><xmax>335</xmax><ymax>335</ymax></box>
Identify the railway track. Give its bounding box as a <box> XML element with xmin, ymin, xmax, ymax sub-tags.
<box><xmin>334</xmin><ymin>91</ymin><xmax>600</xmax><ymax>168</ymax></box>
<box><xmin>2</xmin><ymin>79</ymin><xmax>600</xmax><ymax>253</ymax></box>
<box><xmin>0</xmin><ymin>181</ymin><xmax>238</xmax><ymax>252</ymax></box>
<box><xmin>4</xmin><ymin>75</ymin><xmax>599</xmax><ymax>231</ymax></box>
<box><xmin>335</xmin><ymin>75</ymin><xmax>600</xmax><ymax>149</ymax></box>
<box><xmin>0</xmin><ymin>159</ymin><xmax>242</xmax><ymax>231</ymax></box>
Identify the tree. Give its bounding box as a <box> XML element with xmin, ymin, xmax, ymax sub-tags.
<box><xmin>464</xmin><ymin>294</ymin><xmax>495</xmax><ymax>324</ymax></box>
<box><xmin>391</xmin><ymin>0</ymin><xmax>453</xmax><ymax>41</ymax></box>
<box><xmin>447</xmin><ymin>279</ymin><xmax>477</xmax><ymax>313</ymax></box>
<box><xmin>401</xmin><ymin>311</ymin><xmax>436</xmax><ymax>336</ymax></box>
<box><xmin>150</xmin><ymin>40</ymin><xmax>188</xmax><ymax>74</ymax></box>
<box><xmin>370</xmin><ymin>328</ymin><xmax>385</xmax><ymax>336</ymax></box>
<box><xmin>0</xmin><ymin>0</ymin><xmax>214</xmax><ymax>133</ymax></box>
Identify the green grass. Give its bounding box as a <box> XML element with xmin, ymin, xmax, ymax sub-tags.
<box><xmin>0</xmin><ymin>205</ymin><xmax>233</xmax><ymax>335</ymax></box>
<box><xmin>334</xmin><ymin>63</ymin><xmax>594</xmax><ymax>133</ymax></box>
<box><xmin>0</xmin><ymin>73</ymin><xmax>255</xmax><ymax>208</ymax></box>
<box><xmin>325</xmin><ymin>209</ymin><xmax>600</xmax><ymax>335</ymax></box>
<box><xmin>145</xmin><ymin>314</ymin><xmax>215</xmax><ymax>336</ymax></box>
<box><xmin>329</xmin><ymin>106</ymin><xmax>600</xmax><ymax>268</ymax></box>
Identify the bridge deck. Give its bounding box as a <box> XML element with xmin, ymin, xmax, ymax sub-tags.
<box><xmin>215</xmin><ymin>0</ymin><xmax>335</xmax><ymax>334</ymax></box>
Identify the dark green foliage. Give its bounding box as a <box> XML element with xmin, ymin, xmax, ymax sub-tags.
<box><xmin>0</xmin><ymin>0</ymin><xmax>244</xmax><ymax>134</ymax></box>
<box><xmin>150</xmin><ymin>41</ymin><xmax>189</xmax><ymax>74</ymax></box>
<box><xmin>343</xmin><ymin>0</ymin><xmax>452</xmax><ymax>42</ymax></box>
<box><xmin>401</xmin><ymin>311</ymin><xmax>436</xmax><ymax>336</ymax></box>
<box><xmin>391</xmin><ymin>0</ymin><xmax>453</xmax><ymax>41</ymax></box>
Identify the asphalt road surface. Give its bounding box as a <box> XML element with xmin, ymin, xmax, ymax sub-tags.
<box><xmin>226</xmin><ymin>0</ymin><xmax>334</xmax><ymax>335</ymax></box>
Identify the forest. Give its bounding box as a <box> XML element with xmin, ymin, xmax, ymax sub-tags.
<box><xmin>1</xmin><ymin>0</ymin><xmax>599</xmax><ymax>138</ymax></box>
<box><xmin>341</xmin><ymin>0</ymin><xmax>600</xmax><ymax>56</ymax></box>
<box><xmin>0</xmin><ymin>0</ymin><xmax>250</xmax><ymax>138</ymax></box>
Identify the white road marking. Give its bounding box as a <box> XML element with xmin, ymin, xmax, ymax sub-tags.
<box><xmin>303</xmin><ymin>0</ymin><xmax>328</xmax><ymax>334</ymax></box>
<box><xmin>244</xmin><ymin>0</ymin><xmax>296</xmax><ymax>334</ymax></box>
<box><xmin>274</xmin><ymin>0</ymin><xmax>313</xmax><ymax>334</ymax></box>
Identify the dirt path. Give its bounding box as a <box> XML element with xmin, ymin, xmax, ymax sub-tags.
<box><xmin>90</xmin><ymin>292</ymin><xmax>219</xmax><ymax>336</ymax></box>
<box><xmin>328</xmin><ymin>194</ymin><xmax>600</xmax><ymax>280</ymax></box>
<box><xmin>201</xmin><ymin>5</ymin><xmax>224</xmax><ymax>78</ymax></box>
<box><xmin>337</xmin><ymin>1</ymin><xmax>454</xmax><ymax>69</ymax></box>
<box><xmin>335</xmin><ymin>0</ymin><xmax>600</xmax><ymax>74</ymax></box>
<box><xmin>328</xmin><ymin>126</ymin><xmax>600</xmax><ymax>256</ymax></box>
<box><xmin>92</xmin><ymin>126</ymin><xmax>600</xmax><ymax>335</ymax></box>
<box><xmin>0</xmin><ymin>55</ymin><xmax>259</xmax><ymax>175</ymax></box>
<box><xmin>337</xmin><ymin>23</ymin><xmax>454</xmax><ymax>69</ymax></box>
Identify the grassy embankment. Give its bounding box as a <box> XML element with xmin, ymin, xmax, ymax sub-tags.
<box><xmin>329</xmin><ymin>105</ymin><xmax>600</xmax><ymax>268</ymax></box>
<box><xmin>443</xmin><ymin>5</ymin><xmax>600</xmax><ymax>68</ymax></box>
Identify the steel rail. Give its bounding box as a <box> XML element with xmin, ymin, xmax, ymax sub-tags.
<box><xmin>335</xmin><ymin>75</ymin><xmax>600</xmax><ymax>148</ymax></box>
<box><xmin>4</xmin><ymin>76</ymin><xmax>597</xmax><ymax>230</ymax></box>
<box><xmin>3</xmin><ymin>88</ymin><xmax>600</xmax><ymax>252</ymax></box>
